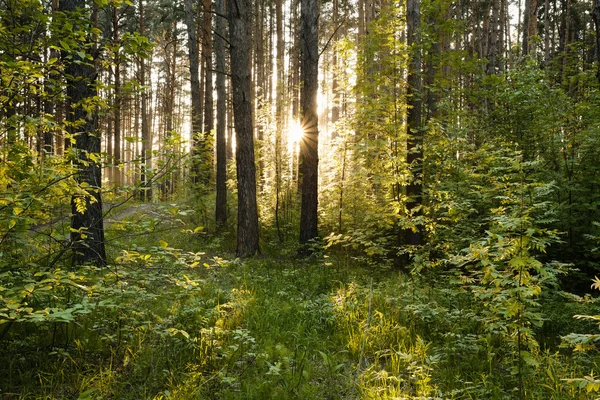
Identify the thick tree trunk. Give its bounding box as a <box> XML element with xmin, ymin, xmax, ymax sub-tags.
<box><xmin>62</xmin><ymin>0</ymin><xmax>106</xmax><ymax>265</ymax></box>
<box><xmin>299</xmin><ymin>0</ymin><xmax>319</xmax><ymax>251</ymax></box>
<box><xmin>215</xmin><ymin>0</ymin><xmax>227</xmax><ymax>226</ymax></box>
<box><xmin>403</xmin><ymin>0</ymin><xmax>423</xmax><ymax>249</ymax></box>
<box><xmin>228</xmin><ymin>0</ymin><xmax>260</xmax><ymax>256</ymax></box>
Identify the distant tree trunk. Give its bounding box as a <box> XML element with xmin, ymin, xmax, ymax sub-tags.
<box><xmin>201</xmin><ymin>0</ymin><xmax>214</xmax><ymax>185</ymax></box>
<box><xmin>290</xmin><ymin>0</ymin><xmax>300</xmax><ymax>121</ymax></box>
<box><xmin>43</xmin><ymin>76</ymin><xmax>54</xmax><ymax>155</ymax></box>
<box><xmin>487</xmin><ymin>0</ymin><xmax>500</xmax><ymax>74</ymax></box>
<box><xmin>403</xmin><ymin>0</ymin><xmax>423</xmax><ymax>249</ymax></box>
<box><xmin>544</xmin><ymin>0</ymin><xmax>551</xmax><ymax>63</ymax></box>
<box><xmin>185</xmin><ymin>0</ymin><xmax>203</xmax><ymax>184</ymax></box>
<box><xmin>330</xmin><ymin>0</ymin><xmax>340</xmax><ymax>138</ymax></box>
<box><xmin>298</xmin><ymin>0</ymin><xmax>319</xmax><ymax>251</ymax></box>
<box><xmin>561</xmin><ymin>0</ymin><xmax>571</xmax><ymax>81</ymax></box>
<box><xmin>254</xmin><ymin>0</ymin><xmax>266</xmax><ymax>190</ymax></box>
<box><xmin>226</xmin><ymin>79</ymin><xmax>233</xmax><ymax>162</ymax></box>
<box><xmin>112</xmin><ymin>5</ymin><xmax>122</xmax><ymax>185</ymax></box>
<box><xmin>215</xmin><ymin>0</ymin><xmax>227</xmax><ymax>226</ymax></box>
<box><xmin>62</xmin><ymin>0</ymin><xmax>106</xmax><ymax>265</ymax></box>
<box><xmin>228</xmin><ymin>0</ymin><xmax>260</xmax><ymax>256</ymax></box>
<box><xmin>522</xmin><ymin>0</ymin><xmax>539</xmax><ymax>55</ymax></box>
<box><xmin>274</xmin><ymin>0</ymin><xmax>285</xmax><ymax>242</ymax></box>
<box><xmin>593</xmin><ymin>0</ymin><xmax>600</xmax><ymax>83</ymax></box>
<box><xmin>139</xmin><ymin>0</ymin><xmax>152</xmax><ymax>201</ymax></box>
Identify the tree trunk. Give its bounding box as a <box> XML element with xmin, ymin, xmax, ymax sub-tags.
<box><xmin>215</xmin><ymin>0</ymin><xmax>227</xmax><ymax>226</ymax></box>
<box><xmin>228</xmin><ymin>0</ymin><xmax>260</xmax><ymax>256</ymax></box>
<box><xmin>522</xmin><ymin>0</ymin><xmax>539</xmax><ymax>55</ymax></box>
<box><xmin>592</xmin><ymin>0</ymin><xmax>600</xmax><ymax>83</ymax></box>
<box><xmin>185</xmin><ymin>0</ymin><xmax>203</xmax><ymax>185</ymax></box>
<box><xmin>112</xmin><ymin>5</ymin><xmax>122</xmax><ymax>185</ymax></box>
<box><xmin>139</xmin><ymin>0</ymin><xmax>152</xmax><ymax>201</ymax></box>
<box><xmin>202</xmin><ymin>0</ymin><xmax>214</xmax><ymax>185</ymax></box>
<box><xmin>299</xmin><ymin>0</ymin><xmax>319</xmax><ymax>251</ymax></box>
<box><xmin>62</xmin><ymin>0</ymin><xmax>106</xmax><ymax>265</ymax></box>
<box><xmin>544</xmin><ymin>0</ymin><xmax>550</xmax><ymax>63</ymax></box>
<box><xmin>403</xmin><ymin>0</ymin><xmax>423</xmax><ymax>249</ymax></box>
<box><xmin>330</xmin><ymin>0</ymin><xmax>340</xmax><ymax>137</ymax></box>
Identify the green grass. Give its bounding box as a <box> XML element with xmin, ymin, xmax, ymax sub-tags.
<box><xmin>1</xmin><ymin>202</ymin><xmax>600</xmax><ymax>399</ymax></box>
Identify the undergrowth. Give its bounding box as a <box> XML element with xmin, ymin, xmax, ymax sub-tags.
<box><xmin>1</xmin><ymin>203</ymin><xmax>600</xmax><ymax>399</ymax></box>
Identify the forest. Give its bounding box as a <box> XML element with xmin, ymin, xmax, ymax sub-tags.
<box><xmin>1</xmin><ymin>0</ymin><xmax>600</xmax><ymax>398</ymax></box>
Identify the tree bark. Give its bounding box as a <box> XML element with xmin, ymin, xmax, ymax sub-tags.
<box><xmin>403</xmin><ymin>0</ymin><xmax>423</xmax><ymax>249</ymax></box>
<box><xmin>185</xmin><ymin>0</ymin><xmax>203</xmax><ymax>185</ymax></box>
<box><xmin>215</xmin><ymin>0</ymin><xmax>227</xmax><ymax>226</ymax></box>
<box><xmin>228</xmin><ymin>0</ymin><xmax>260</xmax><ymax>256</ymax></box>
<box><xmin>62</xmin><ymin>0</ymin><xmax>106</xmax><ymax>265</ymax></box>
<box><xmin>139</xmin><ymin>0</ymin><xmax>152</xmax><ymax>201</ymax></box>
<box><xmin>299</xmin><ymin>0</ymin><xmax>319</xmax><ymax>251</ymax></box>
<box><xmin>522</xmin><ymin>0</ymin><xmax>539</xmax><ymax>55</ymax></box>
<box><xmin>112</xmin><ymin>5</ymin><xmax>122</xmax><ymax>185</ymax></box>
<box><xmin>201</xmin><ymin>0</ymin><xmax>214</xmax><ymax>185</ymax></box>
<box><xmin>593</xmin><ymin>0</ymin><xmax>600</xmax><ymax>83</ymax></box>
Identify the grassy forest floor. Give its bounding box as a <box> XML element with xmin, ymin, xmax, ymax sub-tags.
<box><xmin>1</xmin><ymin>201</ymin><xmax>600</xmax><ymax>399</ymax></box>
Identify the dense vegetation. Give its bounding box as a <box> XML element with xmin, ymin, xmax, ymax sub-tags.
<box><xmin>2</xmin><ymin>0</ymin><xmax>600</xmax><ymax>398</ymax></box>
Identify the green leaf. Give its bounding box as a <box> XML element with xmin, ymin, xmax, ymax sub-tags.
<box><xmin>59</xmin><ymin>40</ymin><xmax>70</xmax><ymax>51</ymax></box>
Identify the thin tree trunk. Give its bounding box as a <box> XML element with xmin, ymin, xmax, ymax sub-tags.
<box><xmin>185</xmin><ymin>0</ymin><xmax>203</xmax><ymax>185</ymax></box>
<box><xmin>215</xmin><ymin>0</ymin><xmax>227</xmax><ymax>226</ymax></box>
<box><xmin>592</xmin><ymin>0</ymin><xmax>600</xmax><ymax>82</ymax></box>
<box><xmin>139</xmin><ymin>0</ymin><xmax>152</xmax><ymax>201</ymax></box>
<box><xmin>562</xmin><ymin>0</ymin><xmax>571</xmax><ymax>82</ymax></box>
<box><xmin>403</xmin><ymin>0</ymin><xmax>423</xmax><ymax>250</ymax></box>
<box><xmin>201</xmin><ymin>0</ymin><xmax>214</xmax><ymax>185</ymax></box>
<box><xmin>330</xmin><ymin>0</ymin><xmax>340</xmax><ymax>138</ymax></box>
<box><xmin>522</xmin><ymin>0</ymin><xmax>539</xmax><ymax>55</ymax></box>
<box><xmin>113</xmin><ymin>5</ymin><xmax>122</xmax><ymax>186</ymax></box>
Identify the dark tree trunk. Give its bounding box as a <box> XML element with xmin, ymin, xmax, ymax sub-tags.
<box><xmin>298</xmin><ymin>0</ymin><xmax>319</xmax><ymax>251</ymax></box>
<box><xmin>330</xmin><ymin>0</ymin><xmax>340</xmax><ymax>136</ymax></box>
<box><xmin>290</xmin><ymin>0</ymin><xmax>300</xmax><ymax>121</ymax></box>
<box><xmin>215</xmin><ymin>0</ymin><xmax>227</xmax><ymax>226</ymax></box>
<box><xmin>592</xmin><ymin>0</ymin><xmax>600</xmax><ymax>83</ymax></box>
<box><xmin>185</xmin><ymin>0</ymin><xmax>203</xmax><ymax>184</ymax></box>
<box><xmin>112</xmin><ymin>5</ymin><xmax>122</xmax><ymax>185</ymax></box>
<box><xmin>62</xmin><ymin>0</ymin><xmax>106</xmax><ymax>265</ymax></box>
<box><xmin>522</xmin><ymin>0</ymin><xmax>539</xmax><ymax>55</ymax></box>
<box><xmin>228</xmin><ymin>0</ymin><xmax>260</xmax><ymax>256</ymax></box>
<box><xmin>201</xmin><ymin>0</ymin><xmax>214</xmax><ymax>185</ymax></box>
<box><xmin>139</xmin><ymin>0</ymin><xmax>152</xmax><ymax>201</ymax></box>
<box><xmin>226</xmin><ymin>79</ymin><xmax>233</xmax><ymax>162</ymax></box>
<box><xmin>403</xmin><ymin>0</ymin><xmax>423</xmax><ymax>249</ymax></box>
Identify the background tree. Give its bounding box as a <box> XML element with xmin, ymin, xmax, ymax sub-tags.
<box><xmin>215</xmin><ymin>0</ymin><xmax>227</xmax><ymax>226</ymax></box>
<box><xmin>402</xmin><ymin>0</ymin><xmax>423</xmax><ymax>250</ymax></box>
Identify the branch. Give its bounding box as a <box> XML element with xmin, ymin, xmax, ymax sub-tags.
<box><xmin>318</xmin><ymin>18</ymin><xmax>345</xmax><ymax>59</ymax></box>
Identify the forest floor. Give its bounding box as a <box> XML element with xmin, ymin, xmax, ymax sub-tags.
<box><xmin>2</xmin><ymin>200</ymin><xmax>598</xmax><ymax>399</ymax></box>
